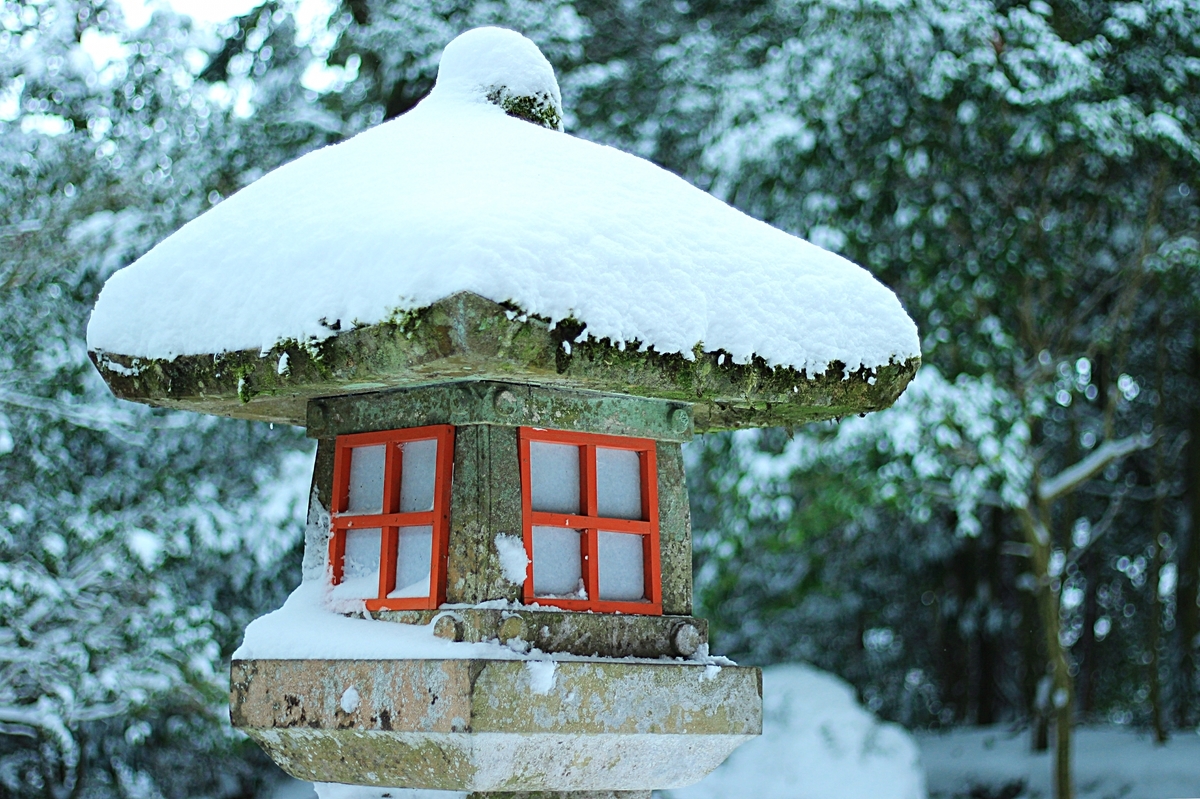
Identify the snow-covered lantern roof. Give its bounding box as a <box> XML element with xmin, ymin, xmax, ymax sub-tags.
<box><xmin>86</xmin><ymin>29</ymin><xmax>919</xmax><ymax>432</ymax></box>
<box><xmin>86</xmin><ymin>27</ymin><xmax>919</xmax><ymax>795</ymax></box>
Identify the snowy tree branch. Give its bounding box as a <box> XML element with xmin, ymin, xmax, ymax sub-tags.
<box><xmin>0</xmin><ymin>389</ymin><xmax>145</xmax><ymax>443</ymax></box>
<box><xmin>1014</xmin><ymin>504</ymin><xmax>1052</xmax><ymax>547</ymax></box>
<box><xmin>0</xmin><ymin>388</ymin><xmax>197</xmax><ymax>446</ymax></box>
<box><xmin>0</xmin><ymin>700</ymin><xmax>79</xmax><ymax>790</ymax></box>
<box><xmin>1036</xmin><ymin>432</ymin><xmax>1157</xmax><ymax>504</ymax></box>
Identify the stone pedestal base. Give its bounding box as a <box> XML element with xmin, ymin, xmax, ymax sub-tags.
<box><xmin>232</xmin><ymin>658</ymin><xmax>760</xmax><ymax>792</ymax></box>
<box><xmin>467</xmin><ymin>793</ymin><xmax>651</xmax><ymax>799</ymax></box>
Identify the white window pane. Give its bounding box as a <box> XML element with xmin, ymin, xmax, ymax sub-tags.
<box><xmin>596</xmin><ymin>447</ymin><xmax>643</xmax><ymax>520</ymax></box>
<box><xmin>332</xmin><ymin>527</ymin><xmax>381</xmax><ymax>599</ymax></box>
<box><xmin>532</xmin><ymin>526</ymin><xmax>583</xmax><ymax>597</ymax></box>
<box><xmin>598</xmin><ymin>531</ymin><xmax>645</xmax><ymax>602</ymax></box>
<box><xmin>389</xmin><ymin>525</ymin><xmax>433</xmax><ymax>598</ymax></box>
<box><xmin>530</xmin><ymin>442</ymin><xmax>580</xmax><ymax>514</ymax></box>
<box><xmin>399</xmin><ymin>438</ymin><xmax>438</xmax><ymax>513</ymax></box>
<box><xmin>346</xmin><ymin>445</ymin><xmax>385</xmax><ymax>514</ymax></box>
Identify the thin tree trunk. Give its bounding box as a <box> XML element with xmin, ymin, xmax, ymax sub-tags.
<box><xmin>962</xmin><ymin>536</ymin><xmax>983</xmax><ymax>725</ymax></box>
<box><xmin>1180</xmin><ymin>335</ymin><xmax>1200</xmax><ymax>728</ymax></box>
<box><xmin>1148</xmin><ymin>314</ymin><xmax>1168</xmax><ymax>743</ymax></box>
<box><xmin>1029</xmin><ymin>597</ymin><xmax>1051</xmax><ymax>752</ymax></box>
<box><xmin>1015</xmin><ymin>417</ymin><xmax>1155</xmax><ymax>793</ymax></box>
<box><xmin>978</xmin><ymin>509</ymin><xmax>1002</xmax><ymax>725</ymax></box>
<box><xmin>1149</xmin><ymin>487</ymin><xmax>1168</xmax><ymax>743</ymax></box>
<box><xmin>1077</xmin><ymin>548</ymin><xmax>1099</xmax><ymax>717</ymax></box>
<box><xmin>942</xmin><ymin>540</ymin><xmax>970</xmax><ymax>722</ymax></box>
<box><xmin>1021</xmin><ymin>502</ymin><xmax>1073</xmax><ymax>799</ymax></box>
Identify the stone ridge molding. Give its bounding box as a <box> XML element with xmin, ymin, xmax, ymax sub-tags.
<box><xmin>307</xmin><ymin>380</ymin><xmax>695</xmax><ymax>443</ymax></box>
<box><xmin>230</xmin><ymin>657</ymin><xmax>762</xmax><ymax>792</ymax></box>
<box><xmin>89</xmin><ymin>291</ymin><xmax>919</xmax><ymax>432</ymax></box>
<box><xmin>369</xmin><ymin>608</ymin><xmax>708</xmax><ymax>660</ymax></box>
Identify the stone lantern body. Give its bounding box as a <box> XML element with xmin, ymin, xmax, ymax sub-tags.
<box><xmin>86</xmin><ymin>27</ymin><xmax>920</xmax><ymax>799</ymax></box>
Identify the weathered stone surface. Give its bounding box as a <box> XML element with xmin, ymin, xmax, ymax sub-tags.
<box><xmin>370</xmin><ymin>609</ymin><xmax>707</xmax><ymax>659</ymax></box>
<box><xmin>446</xmin><ymin>425</ymin><xmax>525</xmax><ymax>605</ymax></box>
<box><xmin>470</xmin><ymin>787</ymin><xmax>657</xmax><ymax>791</ymax></box>
<box><xmin>469</xmin><ymin>793</ymin><xmax>650</xmax><ymax>799</ymax></box>
<box><xmin>231</xmin><ymin>658</ymin><xmax>761</xmax><ymax>791</ymax></box>
<box><xmin>90</xmin><ymin>291</ymin><xmax>918</xmax><ymax>431</ymax></box>
<box><xmin>312</xmin><ymin>438</ymin><xmax>335</xmax><ymax>510</ymax></box>
<box><xmin>231</xmin><ymin>659</ymin><xmax>473</xmax><ymax>732</ymax></box>
<box><xmin>656</xmin><ymin>442</ymin><xmax>691</xmax><ymax>616</ymax></box>
<box><xmin>252</xmin><ymin>730</ymin><xmax>748</xmax><ymax>792</ymax></box>
<box><xmin>308</xmin><ymin>381</ymin><xmax>693</xmax><ymax>443</ymax></box>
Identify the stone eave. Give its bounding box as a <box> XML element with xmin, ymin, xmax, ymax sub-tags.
<box><xmin>88</xmin><ymin>291</ymin><xmax>919</xmax><ymax>432</ymax></box>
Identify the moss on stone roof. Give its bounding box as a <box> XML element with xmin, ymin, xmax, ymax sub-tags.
<box><xmin>89</xmin><ymin>291</ymin><xmax>918</xmax><ymax>431</ymax></box>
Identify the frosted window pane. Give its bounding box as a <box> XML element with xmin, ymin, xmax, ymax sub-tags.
<box><xmin>399</xmin><ymin>438</ymin><xmax>438</xmax><ymax>513</ymax></box>
<box><xmin>530</xmin><ymin>442</ymin><xmax>580</xmax><ymax>514</ymax></box>
<box><xmin>346</xmin><ymin>445</ymin><xmax>385</xmax><ymax>514</ymax></box>
<box><xmin>598</xmin><ymin>531</ymin><xmax>645</xmax><ymax>602</ymax></box>
<box><xmin>389</xmin><ymin>525</ymin><xmax>433</xmax><ymax>598</ymax></box>
<box><xmin>332</xmin><ymin>527</ymin><xmax>381</xmax><ymax>599</ymax></box>
<box><xmin>532</xmin><ymin>526</ymin><xmax>583</xmax><ymax>597</ymax></box>
<box><xmin>596</xmin><ymin>447</ymin><xmax>643</xmax><ymax>519</ymax></box>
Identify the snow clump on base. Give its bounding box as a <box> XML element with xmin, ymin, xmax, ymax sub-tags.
<box><xmin>87</xmin><ymin>27</ymin><xmax>919</xmax><ymax>377</ymax></box>
<box><xmin>494</xmin><ymin>532</ymin><xmax>530</xmax><ymax>585</ymax></box>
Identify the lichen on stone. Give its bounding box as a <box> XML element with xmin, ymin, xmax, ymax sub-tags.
<box><xmin>486</xmin><ymin>87</ymin><xmax>563</xmax><ymax>132</ymax></box>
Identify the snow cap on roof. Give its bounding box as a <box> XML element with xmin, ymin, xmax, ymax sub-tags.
<box><xmin>431</xmin><ymin>26</ymin><xmax>563</xmax><ymax>130</ymax></box>
<box><xmin>86</xmin><ymin>27</ymin><xmax>920</xmax><ymax>376</ymax></box>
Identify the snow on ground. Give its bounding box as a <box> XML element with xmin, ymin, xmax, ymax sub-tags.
<box><xmin>663</xmin><ymin>664</ymin><xmax>926</xmax><ymax>799</ymax></box>
<box><xmin>919</xmin><ymin>725</ymin><xmax>1200</xmax><ymax>799</ymax></box>
<box><xmin>87</xmin><ymin>27</ymin><xmax>919</xmax><ymax>376</ymax></box>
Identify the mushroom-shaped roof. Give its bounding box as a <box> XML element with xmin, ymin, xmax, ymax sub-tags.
<box><xmin>86</xmin><ymin>27</ymin><xmax>920</xmax><ymax>431</ymax></box>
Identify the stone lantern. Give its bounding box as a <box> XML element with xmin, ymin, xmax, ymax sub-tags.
<box><xmin>86</xmin><ymin>27</ymin><xmax>919</xmax><ymax>799</ymax></box>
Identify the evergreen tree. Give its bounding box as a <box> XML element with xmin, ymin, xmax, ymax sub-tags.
<box><xmin>655</xmin><ymin>1</ymin><xmax>1200</xmax><ymax>796</ymax></box>
<box><xmin>2</xmin><ymin>3</ymin><xmax>319</xmax><ymax>795</ymax></box>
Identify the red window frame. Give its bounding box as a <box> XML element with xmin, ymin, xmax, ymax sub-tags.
<box><xmin>517</xmin><ymin>427</ymin><xmax>662</xmax><ymax>615</ymax></box>
<box><xmin>328</xmin><ymin>424</ymin><xmax>455</xmax><ymax>611</ymax></box>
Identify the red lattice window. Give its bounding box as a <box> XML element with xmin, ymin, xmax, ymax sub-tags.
<box><xmin>328</xmin><ymin>425</ymin><xmax>454</xmax><ymax>611</ymax></box>
<box><xmin>517</xmin><ymin>427</ymin><xmax>661</xmax><ymax>614</ymax></box>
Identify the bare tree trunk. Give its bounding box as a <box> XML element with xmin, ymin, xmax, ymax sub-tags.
<box><xmin>1029</xmin><ymin>600</ymin><xmax>1050</xmax><ymax>752</ymax></box>
<box><xmin>1021</xmin><ymin>503</ymin><xmax>1073</xmax><ymax>799</ymax></box>
<box><xmin>1076</xmin><ymin>546</ymin><xmax>1099</xmax><ymax>718</ymax></box>
<box><xmin>1016</xmin><ymin>419</ymin><xmax>1155</xmax><ymax>797</ymax></box>
<box><xmin>1148</xmin><ymin>315</ymin><xmax>1168</xmax><ymax>743</ymax></box>
<box><xmin>1180</xmin><ymin>336</ymin><xmax>1200</xmax><ymax>728</ymax></box>
<box><xmin>941</xmin><ymin>537</ymin><xmax>970</xmax><ymax>723</ymax></box>
<box><xmin>1149</xmin><ymin>509</ymin><xmax>1168</xmax><ymax>743</ymax></box>
<box><xmin>978</xmin><ymin>510</ymin><xmax>1002</xmax><ymax>725</ymax></box>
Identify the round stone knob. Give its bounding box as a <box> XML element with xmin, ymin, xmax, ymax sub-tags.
<box><xmin>669</xmin><ymin>406</ymin><xmax>691</xmax><ymax>434</ymax></box>
<box><xmin>494</xmin><ymin>389</ymin><xmax>521</xmax><ymax>417</ymax></box>
<box><xmin>673</xmin><ymin>623</ymin><xmax>702</xmax><ymax>657</ymax></box>
<box><xmin>498</xmin><ymin>614</ymin><xmax>526</xmax><ymax>644</ymax></box>
<box><xmin>433</xmin><ymin>614</ymin><xmax>462</xmax><ymax>642</ymax></box>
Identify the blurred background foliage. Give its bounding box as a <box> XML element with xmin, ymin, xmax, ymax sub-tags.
<box><xmin>1</xmin><ymin>0</ymin><xmax>1198</xmax><ymax>796</ymax></box>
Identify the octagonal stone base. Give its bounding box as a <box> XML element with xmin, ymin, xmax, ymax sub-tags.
<box><xmin>231</xmin><ymin>658</ymin><xmax>760</xmax><ymax>792</ymax></box>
